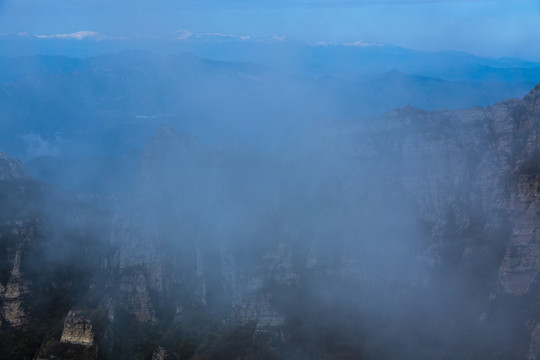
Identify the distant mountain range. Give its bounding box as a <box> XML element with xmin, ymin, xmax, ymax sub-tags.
<box><xmin>3</xmin><ymin>32</ymin><xmax>540</xmax><ymax>79</ymax></box>
<box><xmin>1</xmin><ymin>49</ymin><xmax>538</xmax><ymax>160</ymax></box>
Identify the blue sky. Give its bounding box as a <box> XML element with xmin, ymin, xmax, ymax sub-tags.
<box><xmin>1</xmin><ymin>0</ymin><xmax>540</xmax><ymax>59</ymax></box>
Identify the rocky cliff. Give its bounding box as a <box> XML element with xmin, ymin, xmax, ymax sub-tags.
<box><xmin>72</xmin><ymin>84</ymin><xmax>540</xmax><ymax>358</ymax></box>
<box><xmin>0</xmin><ymin>154</ymin><xmax>109</xmax><ymax>359</ymax></box>
<box><xmin>5</xmin><ymin>86</ymin><xmax>540</xmax><ymax>359</ymax></box>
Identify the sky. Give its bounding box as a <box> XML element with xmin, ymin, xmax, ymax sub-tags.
<box><xmin>1</xmin><ymin>0</ymin><xmax>540</xmax><ymax>59</ymax></box>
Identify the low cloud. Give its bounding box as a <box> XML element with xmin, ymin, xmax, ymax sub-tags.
<box><xmin>342</xmin><ymin>40</ymin><xmax>383</xmax><ymax>47</ymax></box>
<box><xmin>33</xmin><ymin>31</ymin><xmax>102</xmax><ymax>40</ymax></box>
<box><xmin>175</xmin><ymin>29</ymin><xmax>193</xmax><ymax>40</ymax></box>
<box><xmin>22</xmin><ymin>133</ymin><xmax>61</xmax><ymax>158</ymax></box>
<box><xmin>175</xmin><ymin>29</ymin><xmax>251</xmax><ymax>41</ymax></box>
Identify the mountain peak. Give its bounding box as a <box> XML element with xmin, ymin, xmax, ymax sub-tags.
<box><xmin>523</xmin><ymin>83</ymin><xmax>540</xmax><ymax>111</ymax></box>
<box><xmin>0</xmin><ymin>152</ymin><xmax>29</xmax><ymax>180</ymax></box>
<box><xmin>529</xmin><ymin>83</ymin><xmax>540</xmax><ymax>97</ymax></box>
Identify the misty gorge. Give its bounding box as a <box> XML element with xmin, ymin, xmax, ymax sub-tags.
<box><xmin>3</xmin><ymin>1</ymin><xmax>540</xmax><ymax>359</ymax></box>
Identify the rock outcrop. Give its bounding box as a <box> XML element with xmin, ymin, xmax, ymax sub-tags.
<box><xmin>60</xmin><ymin>310</ymin><xmax>95</xmax><ymax>346</ymax></box>
<box><xmin>1</xmin><ymin>245</ymin><xmax>30</xmax><ymax>328</ymax></box>
<box><xmin>151</xmin><ymin>346</ymin><xmax>167</xmax><ymax>360</ymax></box>
<box><xmin>0</xmin><ymin>219</ymin><xmax>38</xmax><ymax>330</ymax></box>
<box><xmin>33</xmin><ymin>310</ymin><xmax>98</xmax><ymax>360</ymax></box>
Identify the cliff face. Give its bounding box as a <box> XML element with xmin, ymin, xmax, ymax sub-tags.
<box><xmin>91</xmin><ymin>85</ymin><xmax>540</xmax><ymax>359</ymax></box>
<box><xmin>356</xmin><ymin>84</ymin><xmax>540</xmax><ymax>359</ymax></box>
<box><xmin>1</xmin><ymin>242</ymin><xmax>31</xmax><ymax>328</ymax></box>
<box><xmin>5</xmin><ymin>86</ymin><xmax>540</xmax><ymax>359</ymax></box>
<box><xmin>0</xmin><ymin>155</ymin><xmax>109</xmax><ymax>360</ymax></box>
<box><xmin>0</xmin><ymin>210</ymin><xmax>37</xmax><ymax>332</ymax></box>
